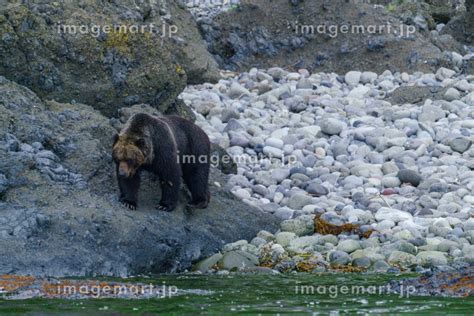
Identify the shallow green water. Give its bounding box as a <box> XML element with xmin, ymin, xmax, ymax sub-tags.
<box><xmin>1</xmin><ymin>274</ymin><xmax>472</xmax><ymax>315</ymax></box>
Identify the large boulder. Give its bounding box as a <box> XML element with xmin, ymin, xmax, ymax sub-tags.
<box><xmin>0</xmin><ymin>77</ymin><xmax>279</xmax><ymax>277</ymax></box>
<box><xmin>0</xmin><ymin>1</ymin><xmax>219</xmax><ymax>117</ymax></box>
<box><xmin>199</xmin><ymin>0</ymin><xmax>463</xmax><ymax>74</ymax></box>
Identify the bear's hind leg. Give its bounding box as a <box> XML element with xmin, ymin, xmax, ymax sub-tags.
<box><xmin>118</xmin><ymin>171</ymin><xmax>140</xmax><ymax>210</ymax></box>
<box><xmin>157</xmin><ymin>166</ymin><xmax>181</xmax><ymax>212</ymax></box>
<box><xmin>183</xmin><ymin>163</ymin><xmax>210</xmax><ymax>209</ymax></box>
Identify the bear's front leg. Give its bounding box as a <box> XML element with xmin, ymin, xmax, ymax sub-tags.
<box><xmin>117</xmin><ymin>171</ymin><xmax>140</xmax><ymax>211</ymax></box>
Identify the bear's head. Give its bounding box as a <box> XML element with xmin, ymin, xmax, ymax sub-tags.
<box><xmin>112</xmin><ymin>134</ymin><xmax>152</xmax><ymax>178</ymax></box>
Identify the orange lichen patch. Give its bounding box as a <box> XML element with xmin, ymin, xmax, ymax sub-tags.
<box><xmin>259</xmin><ymin>261</ymin><xmax>275</xmax><ymax>269</ymax></box>
<box><xmin>258</xmin><ymin>243</ymin><xmax>275</xmax><ymax>268</ymax></box>
<box><xmin>439</xmin><ymin>275</ymin><xmax>474</xmax><ymax>297</ymax></box>
<box><xmin>330</xmin><ymin>265</ymin><xmax>367</xmax><ymax>273</ymax></box>
<box><xmin>360</xmin><ymin>229</ymin><xmax>376</xmax><ymax>239</ymax></box>
<box><xmin>314</xmin><ymin>214</ymin><xmax>375</xmax><ymax>238</ymax></box>
<box><xmin>296</xmin><ymin>261</ymin><xmax>318</xmax><ymax>272</ymax></box>
<box><xmin>0</xmin><ymin>275</ymin><xmax>35</xmax><ymax>292</ymax></box>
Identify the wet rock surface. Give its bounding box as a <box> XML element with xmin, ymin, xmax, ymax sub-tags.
<box><xmin>389</xmin><ymin>265</ymin><xmax>474</xmax><ymax>297</ymax></box>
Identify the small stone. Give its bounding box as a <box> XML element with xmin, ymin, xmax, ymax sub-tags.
<box><xmin>319</xmin><ymin>212</ymin><xmax>345</xmax><ymax>227</ymax></box>
<box><xmin>271</xmin><ymin>244</ymin><xmax>286</xmax><ymax>261</ymax></box>
<box><xmin>257</xmin><ymin>230</ymin><xmax>275</xmax><ymax>242</ymax></box>
<box><xmin>451</xmin><ymin>52</ymin><xmax>463</xmax><ymax>68</ymax></box>
<box><xmin>337</xmin><ymin>239</ymin><xmax>361</xmax><ymax>253</ymax></box>
<box><xmin>296</xmin><ymin>78</ymin><xmax>313</xmax><ymax>89</ymax></box>
<box><xmin>444</xmin><ymin>88</ymin><xmax>460</xmax><ymax>101</ymax></box>
<box><xmin>274</xmin><ymin>207</ymin><xmax>295</xmax><ymax>220</ymax></box>
<box><xmin>287</xmin><ymin>193</ymin><xmax>313</xmax><ymax>210</ymax></box>
<box><xmin>265</xmin><ymin>137</ymin><xmax>284</xmax><ymax>149</ymax></box>
<box><xmin>435</xmin><ymin>67</ymin><xmax>456</xmax><ymax>80</ymax></box>
<box><xmin>233</xmin><ymin>188</ymin><xmax>251</xmax><ymax>200</ymax></box>
<box><xmin>419</xmin><ymin>104</ymin><xmax>445</xmax><ymax>122</ymax></box>
<box><xmin>263</xmin><ymin>146</ymin><xmax>283</xmax><ymax>158</ymax></box>
<box><xmin>193</xmin><ymin>253</ymin><xmax>223</xmax><ymax>272</ymax></box>
<box><xmin>267</xmin><ymin>67</ymin><xmax>287</xmax><ymax>80</ymax></box>
<box><xmin>388</xmin><ymin>251</ymin><xmax>417</xmax><ymax>269</ymax></box>
<box><xmin>305</xmin><ymin>182</ymin><xmax>328</xmax><ymax>196</ymax></box>
<box><xmin>416</xmin><ymin>251</ymin><xmax>448</xmax><ymax>267</ymax></box>
<box><xmin>352</xmin><ymin>257</ymin><xmax>372</xmax><ymax>268</ymax></box>
<box><xmin>372</xmin><ymin>260</ymin><xmax>390</xmax><ymax>272</ymax></box>
<box><xmin>320</xmin><ymin>118</ymin><xmax>345</xmax><ymax>135</ymax></box>
<box><xmin>360</xmin><ymin>71</ymin><xmax>378</xmax><ymax>84</ymax></box>
<box><xmin>375</xmin><ymin>207</ymin><xmax>413</xmax><ymax>223</ymax></box>
<box><xmin>273</xmin><ymin>192</ymin><xmax>284</xmax><ymax>204</ymax></box>
<box><xmin>280</xmin><ymin>215</ymin><xmax>315</xmax><ymax>236</ymax></box>
<box><xmin>218</xmin><ymin>251</ymin><xmax>259</xmax><ymax>271</ymax></box>
<box><xmin>275</xmin><ymin>232</ymin><xmax>297</xmax><ymax>247</ymax></box>
<box><xmin>223</xmin><ymin>240</ymin><xmax>248</xmax><ymax>252</ymax></box>
<box><xmin>345</xmin><ymin>71</ymin><xmax>362</xmax><ymax>86</ymax></box>
<box><xmin>382</xmin><ymin>176</ymin><xmax>401</xmax><ymax>188</ymax></box>
<box><xmin>221</xmin><ymin>109</ymin><xmax>240</xmax><ymax>123</ymax></box>
<box><xmin>228</xmin><ymin>82</ymin><xmax>250</xmax><ymax>99</ymax></box>
<box><xmin>382</xmin><ymin>161</ymin><xmax>399</xmax><ymax>175</ymax></box>
<box><xmin>397</xmin><ymin>169</ymin><xmax>422</xmax><ymax>187</ymax></box>
<box><xmin>287</xmin><ymin>235</ymin><xmax>321</xmax><ymax>252</ymax></box>
<box><xmin>223</xmin><ymin>119</ymin><xmax>243</xmax><ymax>132</ymax></box>
<box><xmin>449</xmin><ymin>137</ymin><xmax>472</xmax><ymax>153</ymax></box>
<box><xmin>414</xmin><ymin>14</ymin><xmax>428</xmax><ymax>30</ymax></box>
<box><xmin>351</xmin><ymin>164</ymin><xmax>383</xmax><ymax>178</ymax></box>
<box><xmin>351</xmin><ymin>248</ymin><xmax>385</xmax><ymax>262</ymax></box>
<box><xmin>314</xmin><ymin>147</ymin><xmax>326</xmax><ymax>159</ymax></box>
<box><xmin>271</xmin><ymin>169</ymin><xmax>290</xmax><ymax>183</ymax></box>
<box><xmin>250</xmin><ymin>237</ymin><xmax>267</xmax><ymax>247</ymax></box>
<box><xmin>329</xmin><ymin>250</ymin><xmax>351</xmax><ymax>265</ymax></box>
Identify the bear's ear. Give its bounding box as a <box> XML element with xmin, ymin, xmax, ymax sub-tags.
<box><xmin>135</xmin><ymin>138</ymin><xmax>146</xmax><ymax>149</ymax></box>
<box><xmin>112</xmin><ymin>133</ymin><xmax>119</xmax><ymax>146</ymax></box>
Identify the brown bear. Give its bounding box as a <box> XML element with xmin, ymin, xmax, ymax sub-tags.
<box><xmin>112</xmin><ymin>113</ymin><xmax>211</xmax><ymax>212</ymax></box>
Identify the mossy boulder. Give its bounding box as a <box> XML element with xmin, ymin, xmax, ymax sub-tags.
<box><xmin>0</xmin><ymin>1</ymin><xmax>219</xmax><ymax>117</ymax></box>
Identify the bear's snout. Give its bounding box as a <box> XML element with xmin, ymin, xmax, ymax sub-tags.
<box><xmin>118</xmin><ymin>161</ymin><xmax>135</xmax><ymax>178</ymax></box>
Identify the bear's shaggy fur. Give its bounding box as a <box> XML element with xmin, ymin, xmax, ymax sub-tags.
<box><xmin>112</xmin><ymin>113</ymin><xmax>211</xmax><ymax>212</ymax></box>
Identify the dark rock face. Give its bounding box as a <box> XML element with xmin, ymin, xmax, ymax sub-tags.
<box><xmin>199</xmin><ymin>0</ymin><xmax>463</xmax><ymax>74</ymax></box>
<box><xmin>442</xmin><ymin>1</ymin><xmax>474</xmax><ymax>45</ymax></box>
<box><xmin>0</xmin><ymin>1</ymin><xmax>219</xmax><ymax>117</ymax></box>
<box><xmin>0</xmin><ymin>77</ymin><xmax>279</xmax><ymax>277</ymax></box>
<box><xmin>425</xmin><ymin>0</ymin><xmax>458</xmax><ymax>24</ymax></box>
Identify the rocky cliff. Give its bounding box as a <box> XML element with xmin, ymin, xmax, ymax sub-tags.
<box><xmin>0</xmin><ymin>0</ymin><xmax>219</xmax><ymax>117</ymax></box>
<box><xmin>198</xmin><ymin>0</ymin><xmax>467</xmax><ymax>74</ymax></box>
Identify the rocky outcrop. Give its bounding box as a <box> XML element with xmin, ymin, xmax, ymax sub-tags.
<box><xmin>198</xmin><ymin>0</ymin><xmax>465</xmax><ymax>74</ymax></box>
<box><xmin>0</xmin><ymin>1</ymin><xmax>219</xmax><ymax>117</ymax></box>
<box><xmin>442</xmin><ymin>0</ymin><xmax>473</xmax><ymax>45</ymax></box>
<box><xmin>0</xmin><ymin>77</ymin><xmax>279</xmax><ymax>277</ymax></box>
